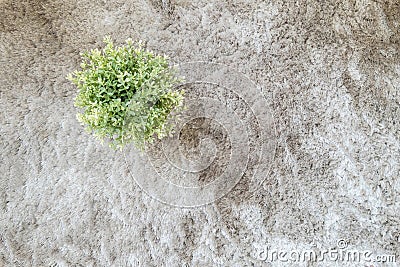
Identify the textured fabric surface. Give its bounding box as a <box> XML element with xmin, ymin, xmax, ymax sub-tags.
<box><xmin>1</xmin><ymin>0</ymin><xmax>399</xmax><ymax>266</ymax></box>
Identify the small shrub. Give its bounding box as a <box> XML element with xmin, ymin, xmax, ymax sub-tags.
<box><xmin>67</xmin><ymin>37</ymin><xmax>184</xmax><ymax>150</ymax></box>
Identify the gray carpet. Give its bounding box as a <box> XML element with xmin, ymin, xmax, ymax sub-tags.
<box><xmin>1</xmin><ymin>0</ymin><xmax>399</xmax><ymax>266</ymax></box>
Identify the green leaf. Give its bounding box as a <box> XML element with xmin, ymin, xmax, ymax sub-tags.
<box><xmin>66</xmin><ymin>37</ymin><xmax>185</xmax><ymax>150</ymax></box>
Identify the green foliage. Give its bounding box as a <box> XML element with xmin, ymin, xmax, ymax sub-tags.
<box><xmin>67</xmin><ymin>37</ymin><xmax>184</xmax><ymax>150</ymax></box>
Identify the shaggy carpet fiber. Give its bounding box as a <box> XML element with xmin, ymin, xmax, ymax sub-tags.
<box><xmin>1</xmin><ymin>0</ymin><xmax>399</xmax><ymax>266</ymax></box>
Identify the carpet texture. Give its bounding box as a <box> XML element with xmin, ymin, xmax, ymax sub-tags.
<box><xmin>1</xmin><ymin>0</ymin><xmax>399</xmax><ymax>266</ymax></box>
